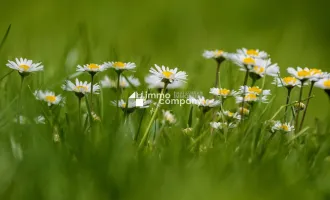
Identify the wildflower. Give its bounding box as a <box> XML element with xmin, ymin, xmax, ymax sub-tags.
<box><xmin>34</xmin><ymin>90</ymin><xmax>63</xmax><ymax>106</ymax></box>
<box><xmin>202</xmin><ymin>49</ymin><xmax>230</xmax><ymax>63</ymax></box>
<box><xmin>91</xmin><ymin>112</ymin><xmax>101</xmax><ymax>121</ymax></box>
<box><xmin>162</xmin><ymin>110</ymin><xmax>176</xmax><ymax>124</ymax></box>
<box><xmin>315</xmin><ymin>77</ymin><xmax>330</xmax><ymax>97</ymax></box>
<box><xmin>13</xmin><ymin>115</ymin><xmax>28</xmax><ymax>124</ymax></box>
<box><xmin>145</xmin><ymin>75</ymin><xmax>185</xmax><ymax>89</ymax></box>
<box><xmin>62</xmin><ymin>78</ymin><xmax>100</xmax><ymax>98</ymax></box>
<box><xmin>229</xmin><ymin>53</ymin><xmax>256</xmax><ymax>69</ymax></box>
<box><xmin>238</xmin><ymin>107</ymin><xmax>250</xmax><ymax>116</ymax></box>
<box><xmin>309</xmin><ymin>68</ymin><xmax>324</xmax><ymax>82</ymax></box>
<box><xmin>236</xmin><ymin>48</ymin><xmax>269</xmax><ymax>59</ymax></box>
<box><xmin>238</xmin><ymin>86</ymin><xmax>271</xmax><ymax>96</ymax></box>
<box><xmin>182</xmin><ymin>127</ymin><xmax>193</xmax><ymax>134</ymax></box>
<box><xmin>149</xmin><ymin>64</ymin><xmax>187</xmax><ymax>85</ymax></box>
<box><xmin>221</xmin><ymin>111</ymin><xmax>241</xmax><ymax>120</ymax></box>
<box><xmin>112</xmin><ymin>99</ymin><xmax>151</xmax><ymax>113</ymax></box>
<box><xmin>236</xmin><ymin>93</ymin><xmax>268</xmax><ymax>104</ymax></box>
<box><xmin>34</xmin><ymin>115</ymin><xmax>46</xmax><ymax>124</ymax></box>
<box><xmin>271</xmin><ymin>121</ymin><xmax>294</xmax><ymax>132</ymax></box>
<box><xmin>76</xmin><ymin>63</ymin><xmax>107</xmax><ymax>75</ymax></box>
<box><xmin>104</xmin><ymin>61</ymin><xmax>136</xmax><ymax>72</ymax></box>
<box><xmin>273</xmin><ymin>76</ymin><xmax>301</xmax><ymax>89</ymax></box>
<box><xmin>6</xmin><ymin>58</ymin><xmax>43</xmax><ymax>76</ymax></box>
<box><xmin>210</xmin><ymin>122</ymin><xmax>236</xmax><ymax>130</ymax></box>
<box><xmin>249</xmin><ymin>59</ymin><xmax>279</xmax><ymax>80</ymax></box>
<box><xmin>287</xmin><ymin>67</ymin><xmax>313</xmax><ymax>82</ymax></box>
<box><xmin>209</xmin><ymin>88</ymin><xmax>238</xmax><ymax>98</ymax></box>
<box><xmin>189</xmin><ymin>96</ymin><xmax>221</xmax><ymax>113</ymax></box>
<box><xmin>100</xmin><ymin>75</ymin><xmax>140</xmax><ymax>88</ymax></box>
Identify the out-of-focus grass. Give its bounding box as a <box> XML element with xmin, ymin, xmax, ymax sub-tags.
<box><xmin>1</xmin><ymin>0</ymin><xmax>330</xmax><ymax>199</ymax></box>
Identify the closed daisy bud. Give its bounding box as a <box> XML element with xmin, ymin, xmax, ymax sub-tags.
<box><xmin>34</xmin><ymin>90</ymin><xmax>64</xmax><ymax>106</ymax></box>
<box><xmin>6</xmin><ymin>58</ymin><xmax>43</xmax><ymax>76</ymax></box>
<box><xmin>293</xmin><ymin>101</ymin><xmax>306</xmax><ymax>111</ymax></box>
<box><xmin>238</xmin><ymin>107</ymin><xmax>250</xmax><ymax>115</ymax></box>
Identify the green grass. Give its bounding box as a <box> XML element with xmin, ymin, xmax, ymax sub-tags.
<box><xmin>1</xmin><ymin>0</ymin><xmax>330</xmax><ymax>199</ymax></box>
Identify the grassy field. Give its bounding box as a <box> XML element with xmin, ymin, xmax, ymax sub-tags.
<box><xmin>1</xmin><ymin>0</ymin><xmax>330</xmax><ymax>199</ymax></box>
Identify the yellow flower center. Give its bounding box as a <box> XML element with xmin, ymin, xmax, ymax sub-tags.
<box><xmin>88</xmin><ymin>64</ymin><xmax>100</xmax><ymax>70</ymax></box>
<box><xmin>214</xmin><ymin>50</ymin><xmax>224</xmax><ymax>57</ymax></box>
<box><xmin>281</xmin><ymin>124</ymin><xmax>289</xmax><ymax>131</ymax></box>
<box><xmin>245</xmin><ymin>93</ymin><xmax>257</xmax><ymax>100</ymax></box>
<box><xmin>76</xmin><ymin>85</ymin><xmax>89</xmax><ymax>92</ymax></box>
<box><xmin>219</xmin><ymin>89</ymin><xmax>230</xmax><ymax>96</ymax></box>
<box><xmin>201</xmin><ymin>100</ymin><xmax>206</xmax><ymax>105</ymax></box>
<box><xmin>227</xmin><ymin>112</ymin><xmax>234</xmax><ymax>117</ymax></box>
<box><xmin>240</xmin><ymin>108</ymin><xmax>249</xmax><ymax>115</ymax></box>
<box><xmin>162</xmin><ymin>71</ymin><xmax>173</xmax><ymax>78</ymax></box>
<box><xmin>113</xmin><ymin>62</ymin><xmax>125</xmax><ymax>68</ymax></box>
<box><xmin>249</xmin><ymin>87</ymin><xmax>262</xmax><ymax>94</ymax></box>
<box><xmin>45</xmin><ymin>95</ymin><xmax>56</xmax><ymax>103</ymax></box>
<box><xmin>324</xmin><ymin>80</ymin><xmax>330</xmax><ymax>88</ymax></box>
<box><xmin>310</xmin><ymin>68</ymin><xmax>322</xmax><ymax>75</ymax></box>
<box><xmin>253</xmin><ymin>66</ymin><xmax>265</xmax><ymax>74</ymax></box>
<box><xmin>19</xmin><ymin>64</ymin><xmax>30</xmax><ymax>71</ymax></box>
<box><xmin>120</xmin><ymin>81</ymin><xmax>127</xmax><ymax>87</ymax></box>
<box><xmin>283</xmin><ymin>77</ymin><xmax>297</xmax><ymax>84</ymax></box>
<box><xmin>122</xmin><ymin>103</ymin><xmax>127</xmax><ymax>108</ymax></box>
<box><xmin>246</xmin><ymin>49</ymin><xmax>259</xmax><ymax>56</ymax></box>
<box><xmin>243</xmin><ymin>57</ymin><xmax>255</xmax><ymax>65</ymax></box>
<box><xmin>297</xmin><ymin>70</ymin><xmax>310</xmax><ymax>78</ymax></box>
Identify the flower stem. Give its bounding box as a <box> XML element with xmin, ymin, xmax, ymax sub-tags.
<box><xmin>116</xmin><ymin>71</ymin><xmax>122</xmax><ymax>115</ymax></box>
<box><xmin>90</xmin><ymin>74</ymin><xmax>94</xmax><ymax>111</ymax></box>
<box><xmin>284</xmin><ymin>88</ymin><xmax>292</xmax><ymax>121</ymax></box>
<box><xmin>17</xmin><ymin>75</ymin><xmax>25</xmax><ymax>125</ymax></box>
<box><xmin>299</xmin><ymin>82</ymin><xmax>314</xmax><ymax>131</ymax></box>
<box><xmin>138</xmin><ymin>83</ymin><xmax>168</xmax><ymax>149</ymax></box>
<box><xmin>214</xmin><ymin>61</ymin><xmax>221</xmax><ymax>88</ymax></box>
<box><xmin>78</xmin><ymin>97</ymin><xmax>82</xmax><ymax>131</ymax></box>
<box><xmin>295</xmin><ymin>81</ymin><xmax>304</xmax><ymax>133</ymax></box>
<box><xmin>240</xmin><ymin>70</ymin><xmax>249</xmax><ymax>120</ymax></box>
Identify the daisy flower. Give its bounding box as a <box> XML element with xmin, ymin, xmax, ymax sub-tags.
<box><xmin>188</xmin><ymin>96</ymin><xmax>221</xmax><ymax>108</ymax></box>
<box><xmin>287</xmin><ymin>67</ymin><xmax>313</xmax><ymax>82</ymax></box>
<box><xmin>182</xmin><ymin>127</ymin><xmax>193</xmax><ymax>134</ymax></box>
<box><xmin>236</xmin><ymin>93</ymin><xmax>268</xmax><ymax>104</ymax></box>
<box><xmin>236</xmin><ymin>48</ymin><xmax>269</xmax><ymax>59</ymax></box>
<box><xmin>239</xmin><ymin>86</ymin><xmax>271</xmax><ymax>96</ymax></box>
<box><xmin>104</xmin><ymin>61</ymin><xmax>136</xmax><ymax>72</ymax></box>
<box><xmin>34</xmin><ymin>90</ymin><xmax>63</xmax><ymax>106</ymax></box>
<box><xmin>229</xmin><ymin>54</ymin><xmax>256</xmax><ymax>70</ymax></box>
<box><xmin>273</xmin><ymin>76</ymin><xmax>301</xmax><ymax>89</ymax></box>
<box><xmin>6</xmin><ymin>58</ymin><xmax>43</xmax><ymax>75</ymax></box>
<box><xmin>271</xmin><ymin>121</ymin><xmax>294</xmax><ymax>133</ymax></box>
<box><xmin>149</xmin><ymin>64</ymin><xmax>187</xmax><ymax>85</ymax></box>
<box><xmin>100</xmin><ymin>75</ymin><xmax>140</xmax><ymax>88</ymax></box>
<box><xmin>34</xmin><ymin>115</ymin><xmax>46</xmax><ymax>124</ymax></box>
<box><xmin>111</xmin><ymin>99</ymin><xmax>151</xmax><ymax>113</ymax></box>
<box><xmin>238</xmin><ymin>107</ymin><xmax>250</xmax><ymax>116</ymax></box>
<box><xmin>162</xmin><ymin>110</ymin><xmax>176</xmax><ymax>124</ymax></box>
<box><xmin>210</xmin><ymin>122</ymin><xmax>237</xmax><ymax>130</ymax></box>
<box><xmin>315</xmin><ymin>78</ymin><xmax>330</xmax><ymax>97</ymax></box>
<box><xmin>309</xmin><ymin>68</ymin><xmax>324</xmax><ymax>82</ymax></box>
<box><xmin>249</xmin><ymin>59</ymin><xmax>279</xmax><ymax>79</ymax></box>
<box><xmin>209</xmin><ymin>88</ymin><xmax>238</xmax><ymax>98</ymax></box>
<box><xmin>202</xmin><ymin>49</ymin><xmax>230</xmax><ymax>62</ymax></box>
<box><xmin>13</xmin><ymin>115</ymin><xmax>28</xmax><ymax>124</ymax></box>
<box><xmin>145</xmin><ymin>75</ymin><xmax>185</xmax><ymax>89</ymax></box>
<box><xmin>62</xmin><ymin>78</ymin><xmax>100</xmax><ymax>98</ymax></box>
<box><xmin>76</xmin><ymin>63</ymin><xmax>107</xmax><ymax>75</ymax></box>
<box><xmin>221</xmin><ymin>111</ymin><xmax>241</xmax><ymax>120</ymax></box>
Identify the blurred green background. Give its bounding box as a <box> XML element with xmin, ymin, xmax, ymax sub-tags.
<box><xmin>1</xmin><ymin>0</ymin><xmax>330</xmax><ymax>124</ymax></box>
<box><xmin>1</xmin><ymin>1</ymin><xmax>330</xmax><ymax>199</ymax></box>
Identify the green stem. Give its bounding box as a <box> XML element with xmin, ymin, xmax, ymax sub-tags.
<box><xmin>299</xmin><ymin>82</ymin><xmax>314</xmax><ymax>131</ymax></box>
<box><xmin>284</xmin><ymin>88</ymin><xmax>292</xmax><ymax>121</ymax></box>
<box><xmin>116</xmin><ymin>71</ymin><xmax>122</xmax><ymax>115</ymax></box>
<box><xmin>295</xmin><ymin>81</ymin><xmax>304</xmax><ymax>133</ymax></box>
<box><xmin>138</xmin><ymin>83</ymin><xmax>168</xmax><ymax>148</ymax></box>
<box><xmin>214</xmin><ymin>61</ymin><xmax>221</xmax><ymax>88</ymax></box>
<box><xmin>17</xmin><ymin>76</ymin><xmax>25</xmax><ymax>124</ymax></box>
<box><xmin>90</xmin><ymin>74</ymin><xmax>94</xmax><ymax>111</ymax></box>
<box><xmin>78</xmin><ymin>97</ymin><xmax>82</xmax><ymax>131</ymax></box>
<box><xmin>0</xmin><ymin>70</ymin><xmax>14</xmax><ymax>82</ymax></box>
<box><xmin>240</xmin><ymin>69</ymin><xmax>249</xmax><ymax>120</ymax></box>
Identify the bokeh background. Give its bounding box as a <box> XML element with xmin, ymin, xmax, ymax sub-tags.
<box><xmin>1</xmin><ymin>1</ymin><xmax>330</xmax><ymax>199</ymax></box>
